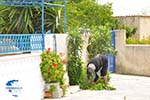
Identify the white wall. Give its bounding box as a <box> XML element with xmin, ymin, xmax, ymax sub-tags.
<box><xmin>0</xmin><ymin>53</ymin><xmax>44</xmax><ymax>100</ymax></box>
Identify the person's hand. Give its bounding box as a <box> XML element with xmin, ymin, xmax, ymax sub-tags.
<box><xmin>91</xmin><ymin>81</ymin><xmax>96</xmax><ymax>85</ymax></box>
<box><xmin>101</xmin><ymin>76</ymin><xmax>108</xmax><ymax>85</ymax></box>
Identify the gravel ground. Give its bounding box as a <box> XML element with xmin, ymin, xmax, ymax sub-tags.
<box><xmin>44</xmin><ymin>74</ymin><xmax>150</xmax><ymax>100</ymax></box>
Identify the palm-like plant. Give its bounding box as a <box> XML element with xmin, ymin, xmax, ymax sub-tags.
<box><xmin>0</xmin><ymin>6</ymin><xmax>63</xmax><ymax>34</ymax></box>
<box><xmin>33</xmin><ymin>7</ymin><xmax>63</xmax><ymax>33</ymax></box>
<box><xmin>0</xmin><ymin>7</ymin><xmax>34</xmax><ymax>34</ymax></box>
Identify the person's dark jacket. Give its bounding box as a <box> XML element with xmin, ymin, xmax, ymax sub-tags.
<box><xmin>87</xmin><ymin>54</ymin><xmax>108</xmax><ymax>82</ymax></box>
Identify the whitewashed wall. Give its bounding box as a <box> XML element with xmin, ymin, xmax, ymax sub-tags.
<box><xmin>0</xmin><ymin>53</ymin><xmax>44</xmax><ymax>100</ymax></box>
<box><xmin>45</xmin><ymin>34</ymin><xmax>67</xmax><ymax>53</ymax></box>
<box><xmin>0</xmin><ymin>34</ymin><xmax>69</xmax><ymax>100</ymax></box>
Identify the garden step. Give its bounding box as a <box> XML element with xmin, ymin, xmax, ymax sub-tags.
<box><xmin>66</xmin><ymin>85</ymin><xmax>80</xmax><ymax>95</ymax></box>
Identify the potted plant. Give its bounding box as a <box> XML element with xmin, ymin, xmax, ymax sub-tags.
<box><xmin>40</xmin><ymin>48</ymin><xmax>66</xmax><ymax>98</ymax></box>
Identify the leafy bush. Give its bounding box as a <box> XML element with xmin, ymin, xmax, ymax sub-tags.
<box><xmin>126</xmin><ymin>37</ymin><xmax>150</xmax><ymax>44</ymax></box>
<box><xmin>126</xmin><ymin>37</ymin><xmax>140</xmax><ymax>44</ymax></box>
<box><xmin>49</xmin><ymin>85</ymin><xmax>56</xmax><ymax>93</ymax></box>
<box><xmin>40</xmin><ymin>48</ymin><xmax>66</xmax><ymax>94</ymax></box>
<box><xmin>87</xmin><ymin>26</ymin><xmax>116</xmax><ymax>59</ymax></box>
<box><xmin>67</xmin><ymin>0</ymin><xmax>118</xmax><ymax>31</ymax></box>
<box><xmin>79</xmin><ymin>67</ymin><xmax>115</xmax><ymax>90</ymax></box>
<box><xmin>40</xmin><ymin>48</ymin><xmax>65</xmax><ymax>83</ymax></box>
<box><xmin>119</xmin><ymin>25</ymin><xmax>137</xmax><ymax>38</ymax></box>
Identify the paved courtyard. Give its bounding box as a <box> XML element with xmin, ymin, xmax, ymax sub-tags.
<box><xmin>46</xmin><ymin>74</ymin><xmax>150</xmax><ymax>100</ymax></box>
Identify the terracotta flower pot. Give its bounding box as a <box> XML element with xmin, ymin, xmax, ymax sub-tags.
<box><xmin>44</xmin><ymin>91</ymin><xmax>53</xmax><ymax>98</ymax></box>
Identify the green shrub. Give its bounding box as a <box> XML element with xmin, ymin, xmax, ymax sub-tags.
<box><xmin>120</xmin><ymin>25</ymin><xmax>137</xmax><ymax>38</ymax></box>
<box><xmin>67</xmin><ymin>28</ymin><xmax>84</xmax><ymax>85</ymax></box>
<box><xmin>40</xmin><ymin>48</ymin><xmax>65</xmax><ymax>84</ymax></box>
<box><xmin>126</xmin><ymin>37</ymin><xmax>150</xmax><ymax>44</ymax></box>
<box><xmin>126</xmin><ymin>37</ymin><xmax>139</xmax><ymax>44</ymax></box>
<box><xmin>87</xmin><ymin>26</ymin><xmax>116</xmax><ymax>59</ymax></box>
<box><xmin>40</xmin><ymin>48</ymin><xmax>66</xmax><ymax>95</ymax></box>
<box><xmin>49</xmin><ymin>85</ymin><xmax>56</xmax><ymax>93</ymax></box>
<box><xmin>140</xmin><ymin>36</ymin><xmax>150</xmax><ymax>44</ymax></box>
<box><xmin>79</xmin><ymin>67</ymin><xmax>116</xmax><ymax>90</ymax></box>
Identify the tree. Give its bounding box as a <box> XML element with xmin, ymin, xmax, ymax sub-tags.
<box><xmin>87</xmin><ymin>26</ymin><xmax>116</xmax><ymax>59</ymax></box>
<box><xmin>66</xmin><ymin>0</ymin><xmax>119</xmax><ymax>31</ymax></box>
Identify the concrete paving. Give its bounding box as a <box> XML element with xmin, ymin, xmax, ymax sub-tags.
<box><xmin>45</xmin><ymin>74</ymin><xmax>150</xmax><ymax>100</ymax></box>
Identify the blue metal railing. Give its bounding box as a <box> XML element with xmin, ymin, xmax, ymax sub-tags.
<box><xmin>0</xmin><ymin>0</ymin><xmax>63</xmax><ymax>4</ymax></box>
<box><xmin>0</xmin><ymin>0</ymin><xmax>66</xmax><ymax>55</ymax></box>
<box><xmin>0</xmin><ymin>34</ymin><xmax>43</xmax><ymax>54</ymax></box>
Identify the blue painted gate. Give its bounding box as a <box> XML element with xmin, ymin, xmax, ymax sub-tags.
<box><xmin>108</xmin><ymin>31</ymin><xmax>116</xmax><ymax>72</ymax></box>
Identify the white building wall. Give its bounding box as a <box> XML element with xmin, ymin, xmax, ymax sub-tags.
<box><xmin>0</xmin><ymin>34</ymin><xmax>69</xmax><ymax>100</ymax></box>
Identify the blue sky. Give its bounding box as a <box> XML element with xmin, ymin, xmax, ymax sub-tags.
<box><xmin>98</xmin><ymin>0</ymin><xmax>150</xmax><ymax>16</ymax></box>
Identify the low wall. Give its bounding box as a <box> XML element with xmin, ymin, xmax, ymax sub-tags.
<box><xmin>0</xmin><ymin>53</ymin><xmax>44</xmax><ymax>100</ymax></box>
<box><xmin>115</xmin><ymin>30</ymin><xmax>150</xmax><ymax>76</ymax></box>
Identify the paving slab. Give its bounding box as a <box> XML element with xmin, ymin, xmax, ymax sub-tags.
<box><xmin>44</xmin><ymin>74</ymin><xmax>150</xmax><ymax>100</ymax></box>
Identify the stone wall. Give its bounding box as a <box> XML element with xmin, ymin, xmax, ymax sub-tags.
<box><xmin>115</xmin><ymin>30</ymin><xmax>150</xmax><ymax>76</ymax></box>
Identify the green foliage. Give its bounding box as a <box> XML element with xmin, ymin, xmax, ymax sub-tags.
<box><xmin>40</xmin><ymin>48</ymin><xmax>66</xmax><ymax>94</ymax></box>
<box><xmin>67</xmin><ymin>0</ymin><xmax>118</xmax><ymax>31</ymax></box>
<box><xmin>40</xmin><ymin>48</ymin><xmax>65</xmax><ymax>83</ymax></box>
<box><xmin>87</xmin><ymin>26</ymin><xmax>116</xmax><ymax>59</ymax></box>
<box><xmin>126</xmin><ymin>37</ymin><xmax>150</xmax><ymax>44</ymax></box>
<box><xmin>68</xmin><ymin>0</ymin><xmax>86</xmax><ymax>3</ymax></box>
<box><xmin>79</xmin><ymin>67</ymin><xmax>92</xmax><ymax>89</ymax></box>
<box><xmin>0</xmin><ymin>6</ymin><xmax>63</xmax><ymax>34</ymax></box>
<box><xmin>140</xmin><ymin>37</ymin><xmax>150</xmax><ymax>44</ymax></box>
<box><xmin>0</xmin><ymin>0</ymin><xmax>118</xmax><ymax>33</ymax></box>
<box><xmin>126</xmin><ymin>37</ymin><xmax>139</xmax><ymax>44</ymax></box>
<box><xmin>0</xmin><ymin>7</ymin><xmax>34</xmax><ymax>34</ymax></box>
<box><xmin>79</xmin><ymin>67</ymin><xmax>116</xmax><ymax>90</ymax></box>
<box><xmin>67</xmin><ymin>28</ymin><xmax>84</xmax><ymax>85</ymax></box>
<box><xmin>49</xmin><ymin>85</ymin><xmax>56</xmax><ymax>93</ymax></box>
<box><xmin>90</xmin><ymin>80</ymin><xmax>116</xmax><ymax>90</ymax></box>
<box><xmin>120</xmin><ymin>25</ymin><xmax>137</xmax><ymax>38</ymax></box>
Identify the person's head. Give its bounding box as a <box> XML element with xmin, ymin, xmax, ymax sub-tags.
<box><xmin>87</xmin><ymin>63</ymin><xmax>96</xmax><ymax>73</ymax></box>
<box><xmin>96</xmin><ymin>54</ymin><xmax>101</xmax><ymax>57</ymax></box>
